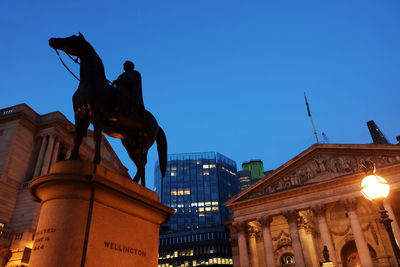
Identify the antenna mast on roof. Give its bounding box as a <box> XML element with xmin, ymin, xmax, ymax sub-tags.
<box><xmin>304</xmin><ymin>92</ymin><xmax>319</xmax><ymax>144</ymax></box>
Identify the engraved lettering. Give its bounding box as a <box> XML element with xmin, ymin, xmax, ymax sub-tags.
<box><xmin>103</xmin><ymin>241</ymin><xmax>146</xmax><ymax>257</ymax></box>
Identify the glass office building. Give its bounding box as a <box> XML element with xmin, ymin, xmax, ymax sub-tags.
<box><xmin>155</xmin><ymin>152</ymin><xmax>238</xmax><ymax>267</ymax></box>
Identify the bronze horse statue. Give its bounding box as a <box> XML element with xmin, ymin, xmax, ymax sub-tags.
<box><xmin>49</xmin><ymin>33</ymin><xmax>167</xmax><ymax>186</ymax></box>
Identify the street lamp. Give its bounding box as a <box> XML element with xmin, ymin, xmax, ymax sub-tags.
<box><xmin>360</xmin><ymin>165</ymin><xmax>400</xmax><ymax>266</ymax></box>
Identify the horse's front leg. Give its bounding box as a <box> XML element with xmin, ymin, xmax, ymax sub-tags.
<box><xmin>92</xmin><ymin>110</ymin><xmax>102</xmax><ymax>172</ymax></box>
<box><xmin>69</xmin><ymin>113</ymin><xmax>89</xmax><ymax>160</ymax></box>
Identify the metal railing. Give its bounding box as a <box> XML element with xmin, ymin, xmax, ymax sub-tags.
<box><xmin>0</xmin><ymin>227</ymin><xmax>14</xmax><ymax>247</ymax></box>
<box><xmin>0</xmin><ymin>108</ymin><xmax>14</xmax><ymax>116</ymax></box>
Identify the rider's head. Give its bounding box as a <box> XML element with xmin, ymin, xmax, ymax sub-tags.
<box><xmin>123</xmin><ymin>61</ymin><xmax>135</xmax><ymax>71</ymax></box>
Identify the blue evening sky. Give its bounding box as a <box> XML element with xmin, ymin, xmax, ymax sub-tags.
<box><xmin>1</xmin><ymin>1</ymin><xmax>399</xmax><ymax>189</ymax></box>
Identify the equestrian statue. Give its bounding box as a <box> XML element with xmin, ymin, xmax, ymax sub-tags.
<box><xmin>49</xmin><ymin>33</ymin><xmax>167</xmax><ymax>187</ymax></box>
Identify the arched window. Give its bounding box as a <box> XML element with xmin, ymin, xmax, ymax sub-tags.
<box><xmin>280</xmin><ymin>253</ymin><xmax>295</xmax><ymax>266</ymax></box>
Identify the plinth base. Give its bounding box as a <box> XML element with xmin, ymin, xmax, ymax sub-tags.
<box><xmin>29</xmin><ymin>160</ymin><xmax>174</xmax><ymax>267</ymax></box>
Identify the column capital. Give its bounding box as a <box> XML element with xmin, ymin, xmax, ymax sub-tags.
<box><xmin>248</xmin><ymin>226</ymin><xmax>257</xmax><ymax>238</ymax></box>
<box><xmin>232</xmin><ymin>221</ymin><xmax>248</xmax><ymax>233</ymax></box>
<box><xmin>258</xmin><ymin>215</ymin><xmax>273</xmax><ymax>227</ymax></box>
<box><xmin>283</xmin><ymin>209</ymin><xmax>300</xmax><ymax>223</ymax></box>
<box><xmin>343</xmin><ymin>198</ymin><xmax>358</xmax><ymax>212</ymax></box>
<box><xmin>312</xmin><ymin>204</ymin><xmax>327</xmax><ymax>217</ymax></box>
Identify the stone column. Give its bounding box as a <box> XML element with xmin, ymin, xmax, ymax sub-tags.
<box><xmin>314</xmin><ymin>205</ymin><xmax>337</xmax><ymax>265</ymax></box>
<box><xmin>256</xmin><ymin>231</ymin><xmax>266</xmax><ymax>267</ymax></box>
<box><xmin>33</xmin><ymin>135</ymin><xmax>48</xmax><ymax>177</ymax></box>
<box><xmin>384</xmin><ymin>200</ymin><xmax>400</xmax><ymax>246</ymax></box>
<box><xmin>40</xmin><ymin>134</ymin><xmax>55</xmax><ymax>175</ymax></box>
<box><xmin>344</xmin><ymin>199</ymin><xmax>374</xmax><ymax>267</ymax></box>
<box><xmin>248</xmin><ymin>227</ymin><xmax>259</xmax><ymax>267</ymax></box>
<box><xmin>298</xmin><ymin>212</ymin><xmax>319</xmax><ymax>267</ymax></box>
<box><xmin>284</xmin><ymin>210</ymin><xmax>306</xmax><ymax>267</ymax></box>
<box><xmin>258</xmin><ymin>215</ymin><xmax>276</xmax><ymax>267</ymax></box>
<box><xmin>234</xmin><ymin>221</ymin><xmax>250</xmax><ymax>267</ymax></box>
<box><xmin>50</xmin><ymin>137</ymin><xmax>60</xmax><ymax>166</ymax></box>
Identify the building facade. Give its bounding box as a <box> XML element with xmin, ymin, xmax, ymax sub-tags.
<box><xmin>226</xmin><ymin>144</ymin><xmax>400</xmax><ymax>267</ymax></box>
<box><xmin>155</xmin><ymin>152</ymin><xmax>239</xmax><ymax>267</ymax></box>
<box><xmin>0</xmin><ymin>104</ymin><xmax>129</xmax><ymax>266</ymax></box>
<box><xmin>238</xmin><ymin>160</ymin><xmax>265</xmax><ymax>191</ymax></box>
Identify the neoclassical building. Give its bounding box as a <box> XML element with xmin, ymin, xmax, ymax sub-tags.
<box><xmin>0</xmin><ymin>104</ymin><xmax>129</xmax><ymax>266</ymax></box>
<box><xmin>226</xmin><ymin>144</ymin><xmax>400</xmax><ymax>267</ymax></box>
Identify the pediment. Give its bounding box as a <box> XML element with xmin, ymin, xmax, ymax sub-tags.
<box><xmin>228</xmin><ymin>144</ymin><xmax>400</xmax><ymax>204</ymax></box>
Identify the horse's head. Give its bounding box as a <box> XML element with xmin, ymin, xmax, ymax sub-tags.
<box><xmin>49</xmin><ymin>32</ymin><xmax>87</xmax><ymax>56</ymax></box>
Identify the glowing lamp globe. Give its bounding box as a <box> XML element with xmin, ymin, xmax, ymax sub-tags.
<box><xmin>361</xmin><ymin>174</ymin><xmax>390</xmax><ymax>201</ymax></box>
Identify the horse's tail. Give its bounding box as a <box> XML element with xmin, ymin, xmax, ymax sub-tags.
<box><xmin>156</xmin><ymin>126</ymin><xmax>167</xmax><ymax>177</ymax></box>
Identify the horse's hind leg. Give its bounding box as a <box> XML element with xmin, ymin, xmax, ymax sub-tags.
<box><xmin>121</xmin><ymin>138</ymin><xmax>138</xmax><ymax>179</ymax></box>
<box><xmin>121</xmin><ymin>138</ymin><xmax>147</xmax><ymax>187</ymax></box>
<box><xmin>132</xmin><ymin>139</ymin><xmax>149</xmax><ymax>186</ymax></box>
<box><xmin>69</xmin><ymin>114</ymin><xmax>90</xmax><ymax>160</ymax></box>
<box><xmin>133</xmin><ymin>151</ymin><xmax>147</xmax><ymax>187</ymax></box>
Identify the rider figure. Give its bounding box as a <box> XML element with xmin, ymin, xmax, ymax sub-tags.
<box><xmin>113</xmin><ymin>60</ymin><xmax>145</xmax><ymax>115</ymax></box>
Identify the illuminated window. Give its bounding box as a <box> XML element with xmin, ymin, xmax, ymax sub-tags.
<box><xmin>203</xmin><ymin>164</ymin><xmax>209</xmax><ymax>168</ymax></box>
<box><xmin>203</xmin><ymin>171</ymin><xmax>209</xmax><ymax>175</ymax></box>
<box><xmin>212</xmin><ymin>207</ymin><xmax>219</xmax><ymax>211</ymax></box>
<box><xmin>281</xmin><ymin>253</ymin><xmax>295</xmax><ymax>264</ymax></box>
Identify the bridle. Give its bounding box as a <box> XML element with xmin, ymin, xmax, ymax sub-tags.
<box><xmin>54</xmin><ymin>49</ymin><xmax>112</xmax><ymax>85</ymax></box>
<box><xmin>54</xmin><ymin>49</ymin><xmax>81</xmax><ymax>81</ymax></box>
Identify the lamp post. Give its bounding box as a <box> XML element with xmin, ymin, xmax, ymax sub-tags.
<box><xmin>361</xmin><ymin>168</ymin><xmax>400</xmax><ymax>266</ymax></box>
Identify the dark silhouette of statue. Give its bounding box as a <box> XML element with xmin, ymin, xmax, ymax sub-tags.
<box><xmin>323</xmin><ymin>245</ymin><xmax>330</xmax><ymax>262</ymax></box>
<box><xmin>48</xmin><ymin>33</ymin><xmax>167</xmax><ymax>187</ymax></box>
<box><xmin>112</xmin><ymin>61</ymin><xmax>145</xmax><ymax>115</ymax></box>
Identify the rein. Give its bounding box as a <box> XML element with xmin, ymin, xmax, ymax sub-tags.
<box><xmin>55</xmin><ymin>49</ymin><xmax>80</xmax><ymax>81</ymax></box>
<box><xmin>54</xmin><ymin>49</ymin><xmax>113</xmax><ymax>85</ymax></box>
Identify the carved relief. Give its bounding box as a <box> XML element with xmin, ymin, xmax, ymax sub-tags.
<box><xmin>362</xmin><ymin>222</ymin><xmax>379</xmax><ymax>245</ymax></box>
<box><xmin>331</xmin><ymin>225</ymin><xmax>351</xmax><ymax>237</ymax></box>
<box><xmin>246</xmin><ymin>154</ymin><xmax>400</xmax><ymax>199</ymax></box>
<box><xmin>272</xmin><ymin>230</ymin><xmax>292</xmax><ymax>251</ymax></box>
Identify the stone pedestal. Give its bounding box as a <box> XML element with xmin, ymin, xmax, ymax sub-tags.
<box><xmin>29</xmin><ymin>160</ymin><xmax>174</xmax><ymax>267</ymax></box>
